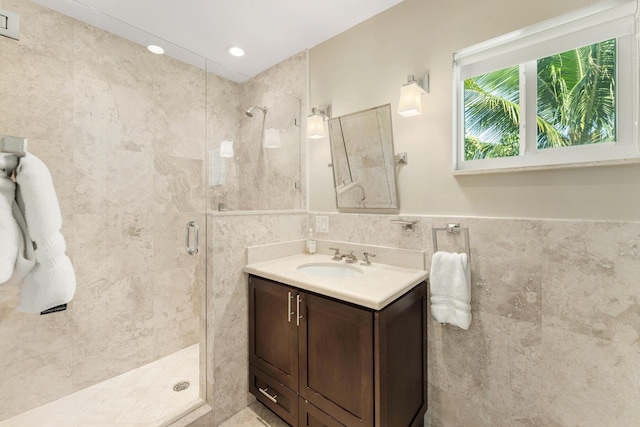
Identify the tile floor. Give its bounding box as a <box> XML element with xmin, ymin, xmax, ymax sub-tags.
<box><xmin>0</xmin><ymin>344</ymin><xmax>202</xmax><ymax>427</ymax></box>
<box><xmin>219</xmin><ymin>402</ymin><xmax>288</xmax><ymax>427</ymax></box>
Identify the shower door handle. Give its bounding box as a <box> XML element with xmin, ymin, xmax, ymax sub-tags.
<box><xmin>185</xmin><ymin>221</ymin><xmax>199</xmax><ymax>255</ymax></box>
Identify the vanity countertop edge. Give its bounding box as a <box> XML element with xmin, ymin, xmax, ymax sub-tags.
<box><xmin>244</xmin><ymin>253</ymin><xmax>428</xmax><ymax>310</ymax></box>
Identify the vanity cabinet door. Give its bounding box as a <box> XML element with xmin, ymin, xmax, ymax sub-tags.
<box><xmin>298</xmin><ymin>293</ymin><xmax>374</xmax><ymax>427</ymax></box>
<box><xmin>249</xmin><ymin>276</ymin><xmax>299</xmax><ymax>392</ymax></box>
<box><xmin>374</xmin><ymin>283</ymin><xmax>427</xmax><ymax>427</ymax></box>
<box><xmin>298</xmin><ymin>398</ymin><xmax>346</xmax><ymax>427</ymax></box>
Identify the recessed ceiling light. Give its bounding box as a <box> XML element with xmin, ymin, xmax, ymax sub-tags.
<box><xmin>147</xmin><ymin>45</ymin><xmax>165</xmax><ymax>55</ymax></box>
<box><xmin>228</xmin><ymin>46</ymin><xmax>245</xmax><ymax>57</ymax></box>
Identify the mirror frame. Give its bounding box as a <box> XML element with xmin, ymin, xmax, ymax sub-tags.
<box><xmin>328</xmin><ymin>104</ymin><xmax>399</xmax><ymax>210</ymax></box>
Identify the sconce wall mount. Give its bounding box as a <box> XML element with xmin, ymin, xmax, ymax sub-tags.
<box><xmin>394</xmin><ymin>152</ymin><xmax>408</xmax><ymax>165</ymax></box>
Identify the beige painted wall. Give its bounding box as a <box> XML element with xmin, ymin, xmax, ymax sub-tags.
<box><xmin>308</xmin><ymin>0</ymin><xmax>640</xmax><ymax>221</ymax></box>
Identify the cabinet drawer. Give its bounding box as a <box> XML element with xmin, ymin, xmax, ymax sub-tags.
<box><xmin>299</xmin><ymin>398</ymin><xmax>346</xmax><ymax>427</ymax></box>
<box><xmin>250</xmin><ymin>365</ymin><xmax>298</xmax><ymax>426</ymax></box>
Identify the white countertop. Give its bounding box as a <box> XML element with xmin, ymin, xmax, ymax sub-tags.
<box><xmin>244</xmin><ymin>253</ymin><xmax>428</xmax><ymax>310</ymax></box>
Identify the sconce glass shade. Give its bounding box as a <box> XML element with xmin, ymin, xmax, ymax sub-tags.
<box><xmin>397</xmin><ymin>80</ymin><xmax>427</xmax><ymax>117</ymax></box>
<box><xmin>306</xmin><ymin>112</ymin><xmax>326</xmax><ymax>139</ymax></box>
<box><xmin>263</xmin><ymin>128</ymin><xmax>281</xmax><ymax>148</ymax></box>
<box><xmin>219</xmin><ymin>139</ymin><xmax>234</xmax><ymax>157</ymax></box>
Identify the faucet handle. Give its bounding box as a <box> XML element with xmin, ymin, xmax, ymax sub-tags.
<box><xmin>329</xmin><ymin>247</ymin><xmax>341</xmax><ymax>260</ymax></box>
<box><xmin>361</xmin><ymin>252</ymin><xmax>376</xmax><ymax>266</ymax></box>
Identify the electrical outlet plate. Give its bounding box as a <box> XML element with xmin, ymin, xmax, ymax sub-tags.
<box><xmin>315</xmin><ymin>216</ymin><xmax>329</xmax><ymax>233</ymax></box>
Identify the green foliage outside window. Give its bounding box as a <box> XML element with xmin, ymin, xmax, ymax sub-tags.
<box><xmin>464</xmin><ymin>39</ymin><xmax>617</xmax><ymax>161</ymax></box>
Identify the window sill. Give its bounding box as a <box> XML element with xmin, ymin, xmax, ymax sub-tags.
<box><xmin>452</xmin><ymin>157</ymin><xmax>640</xmax><ymax>176</ymax></box>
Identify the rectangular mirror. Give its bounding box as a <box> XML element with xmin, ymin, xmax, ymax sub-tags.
<box><xmin>328</xmin><ymin>104</ymin><xmax>399</xmax><ymax>209</ymax></box>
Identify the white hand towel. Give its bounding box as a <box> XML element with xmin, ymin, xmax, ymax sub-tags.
<box><xmin>429</xmin><ymin>251</ymin><xmax>471</xmax><ymax>329</ymax></box>
<box><xmin>2</xmin><ymin>200</ymin><xmax>36</xmax><ymax>288</ymax></box>
<box><xmin>14</xmin><ymin>153</ymin><xmax>76</xmax><ymax>313</ymax></box>
<box><xmin>0</xmin><ymin>173</ymin><xmax>20</xmax><ymax>284</ymax></box>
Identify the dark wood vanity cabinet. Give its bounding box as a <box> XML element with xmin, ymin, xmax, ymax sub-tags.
<box><xmin>248</xmin><ymin>275</ymin><xmax>427</xmax><ymax>427</ymax></box>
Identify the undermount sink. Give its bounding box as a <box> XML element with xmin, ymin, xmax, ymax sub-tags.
<box><xmin>297</xmin><ymin>262</ymin><xmax>364</xmax><ymax>278</ymax></box>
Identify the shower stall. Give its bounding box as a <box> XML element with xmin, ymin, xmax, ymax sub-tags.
<box><xmin>0</xmin><ymin>0</ymin><xmax>304</xmax><ymax>425</ymax></box>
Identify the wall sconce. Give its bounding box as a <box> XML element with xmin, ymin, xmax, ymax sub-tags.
<box><xmin>306</xmin><ymin>106</ymin><xmax>331</xmax><ymax>139</ymax></box>
<box><xmin>219</xmin><ymin>138</ymin><xmax>234</xmax><ymax>157</ymax></box>
<box><xmin>263</xmin><ymin>128</ymin><xmax>281</xmax><ymax>148</ymax></box>
<box><xmin>397</xmin><ymin>74</ymin><xmax>428</xmax><ymax>117</ymax></box>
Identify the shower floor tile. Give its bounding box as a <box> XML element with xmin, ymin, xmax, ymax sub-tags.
<box><xmin>0</xmin><ymin>344</ymin><xmax>201</xmax><ymax>427</ymax></box>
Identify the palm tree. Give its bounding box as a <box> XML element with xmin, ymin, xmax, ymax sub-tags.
<box><xmin>464</xmin><ymin>65</ymin><xmax>520</xmax><ymax>160</ymax></box>
<box><xmin>537</xmin><ymin>38</ymin><xmax>616</xmax><ymax>148</ymax></box>
<box><xmin>464</xmin><ymin>39</ymin><xmax>616</xmax><ymax>160</ymax></box>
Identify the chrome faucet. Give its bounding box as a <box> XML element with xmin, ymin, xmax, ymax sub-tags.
<box><xmin>342</xmin><ymin>251</ymin><xmax>357</xmax><ymax>263</ymax></box>
<box><xmin>360</xmin><ymin>252</ymin><xmax>376</xmax><ymax>266</ymax></box>
<box><xmin>329</xmin><ymin>247</ymin><xmax>341</xmax><ymax>261</ymax></box>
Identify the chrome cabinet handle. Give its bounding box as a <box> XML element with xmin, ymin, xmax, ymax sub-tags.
<box><xmin>287</xmin><ymin>292</ymin><xmax>293</xmax><ymax>322</ymax></box>
<box><xmin>258</xmin><ymin>387</ymin><xmax>278</xmax><ymax>404</ymax></box>
<box><xmin>185</xmin><ymin>221</ymin><xmax>199</xmax><ymax>255</ymax></box>
<box><xmin>296</xmin><ymin>294</ymin><xmax>303</xmax><ymax>326</ymax></box>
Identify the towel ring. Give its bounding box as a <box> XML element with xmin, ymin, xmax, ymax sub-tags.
<box><xmin>432</xmin><ymin>223</ymin><xmax>471</xmax><ymax>262</ymax></box>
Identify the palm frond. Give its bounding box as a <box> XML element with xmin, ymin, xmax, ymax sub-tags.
<box><xmin>464</xmin><ymin>38</ymin><xmax>616</xmax><ymax>159</ymax></box>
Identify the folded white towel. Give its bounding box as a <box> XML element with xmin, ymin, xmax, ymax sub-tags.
<box><xmin>14</xmin><ymin>153</ymin><xmax>75</xmax><ymax>313</ymax></box>
<box><xmin>18</xmin><ymin>236</ymin><xmax>75</xmax><ymax>313</ymax></box>
<box><xmin>0</xmin><ymin>154</ymin><xmax>18</xmax><ymax>177</ymax></box>
<box><xmin>2</xmin><ymin>200</ymin><xmax>36</xmax><ymax>288</ymax></box>
<box><xmin>429</xmin><ymin>251</ymin><xmax>471</xmax><ymax>329</ymax></box>
<box><xmin>0</xmin><ymin>173</ymin><xmax>20</xmax><ymax>284</ymax></box>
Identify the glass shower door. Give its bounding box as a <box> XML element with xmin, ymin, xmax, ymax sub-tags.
<box><xmin>0</xmin><ymin>0</ymin><xmax>210</xmax><ymax>424</ymax></box>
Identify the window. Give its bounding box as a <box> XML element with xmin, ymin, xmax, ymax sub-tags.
<box><xmin>453</xmin><ymin>0</ymin><xmax>638</xmax><ymax>172</ymax></box>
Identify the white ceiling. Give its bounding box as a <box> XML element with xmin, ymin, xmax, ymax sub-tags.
<box><xmin>32</xmin><ymin>0</ymin><xmax>405</xmax><ymax>82</ymax></box>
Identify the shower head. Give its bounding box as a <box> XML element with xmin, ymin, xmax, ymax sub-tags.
<box><xmin>245</xmin><ymin>106</ymin><xmax>268</xmax><ymax>117</ymax></box>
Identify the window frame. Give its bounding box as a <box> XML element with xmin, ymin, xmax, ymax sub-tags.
<box><xmin>452</xmin><ymin>0</ymin><xmax>639</xmax><ymax>173</ymax></box>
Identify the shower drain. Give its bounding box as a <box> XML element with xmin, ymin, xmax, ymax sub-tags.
<box><xmin>173</xmin><ymin>381</ymin><xmax>190</xmax><ymax>392</ymax></box>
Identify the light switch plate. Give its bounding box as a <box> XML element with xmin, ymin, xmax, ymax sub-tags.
<box><xmin>0</xmin><ymin>8</ymin><xmax>19</xmax><ymax>40</ymax></box>
<box><xmin>315</xmin><ymin>216</ymin><xmax>329</xmax><ymax>233</ymax></box>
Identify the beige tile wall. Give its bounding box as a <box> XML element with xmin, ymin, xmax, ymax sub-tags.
<box><xmin>203</xmin><ymin>50</ymin><xmax>307</xmax><ymax>426</ymax></box>
<box><xmin>206</xmin><ymin>212</ymin><xmax>308</xmax><ymax>425</ymax></box>
<box><xmin>309</xmin><ymin>213</ymin><xmax>640</xmax><ymax>427</ymax></box>
<box><xmin>0</xmin><ymin>0</ymin><xmax>209</xmax><ymax>419</ymax></box>
<box><xmin>206</xmin><ymin>53</ymin><xmax>306</xmax><ymax>213</ymax></box>
<box><xmin>0</xmin><ymin>0</ymin><xmax>306</xmax><ymax>422</ymax></box>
